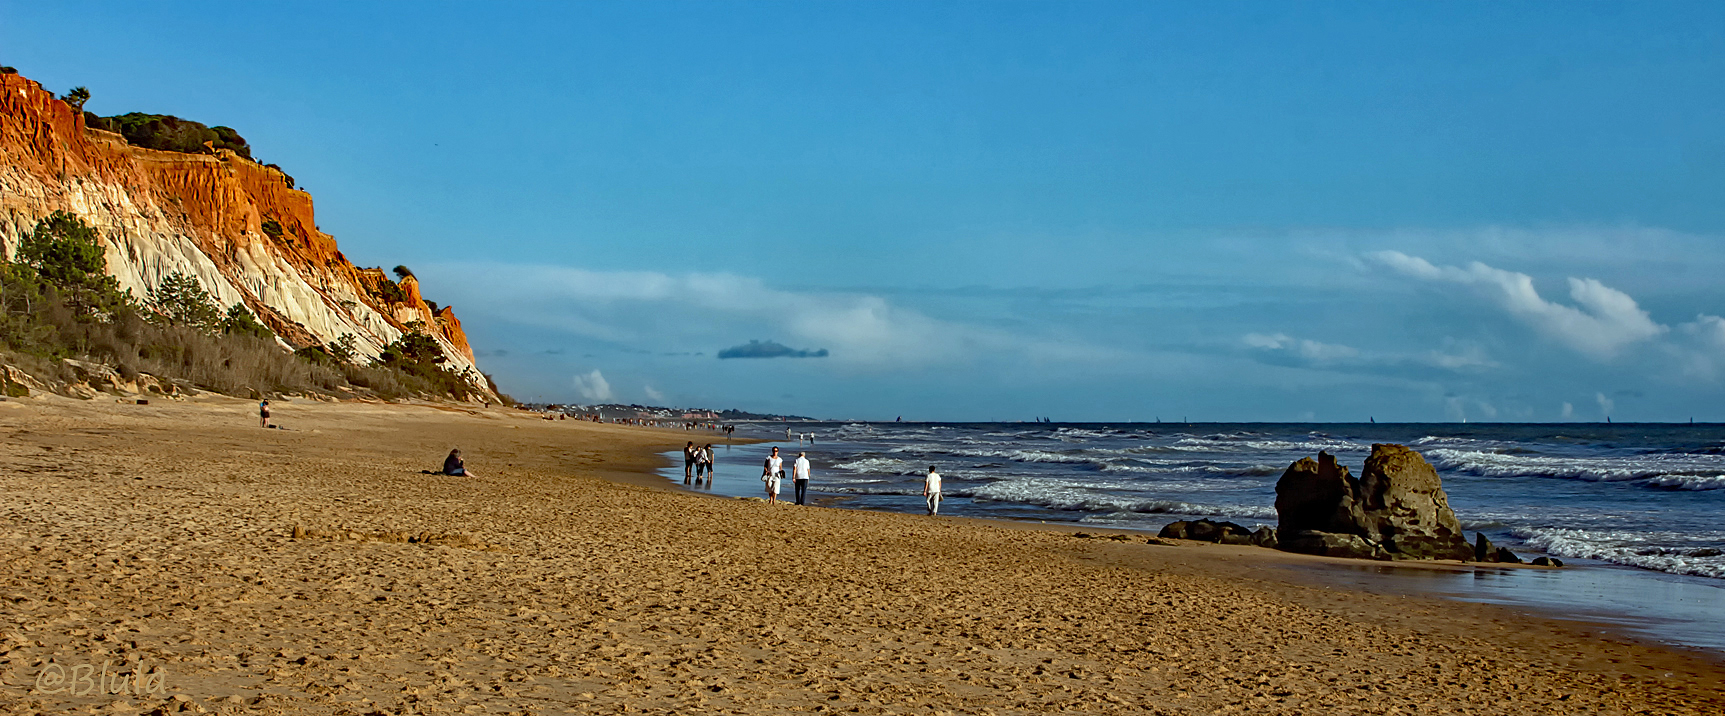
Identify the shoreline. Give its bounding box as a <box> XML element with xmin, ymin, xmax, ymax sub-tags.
<box><xmin>1</xmin><ymin>396</ymin><xmax>1720</xmax><ymax>714</ymax></box>
<box><xmin>650</xmin><ymin>441</ymin><xmax>1725</xmax><ymax>659</ymax></box>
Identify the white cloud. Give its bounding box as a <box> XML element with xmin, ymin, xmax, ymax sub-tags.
<box><xmin>1595</xmin><ymin>392</ymin><xmax>1614</xmax><ymax>418</ymax></box>
<box><xmin>1443</xmin><ymin>396</ymin><xmax>1466</xmax><ymax>422</ymax></box>
<box><xmin>1242</xmin><ymin>333</ymin><xmax>1359</xmax><ymax>362</ymax></box>
<box><xmin>1244</xmin><ymin>332</ymin><xmax>1495</xmax><ymax>376</ymax></box>
<box><xmin>1423</xmin><ymin>344</ymin><xmax>1497</xmax><ymax>371</ymax></box>
<box><xmin>1672</xmin><ymin>314</ymin><xmax>1725</xmax><ymax>381</ymax></box>
<box><xmin>573</xmin><ymin>370</ymin><xmax>613</xmax><ymax>401</ymax></box>
<box><xmin>1370</xmin><ymin>251</ymin><xmax>1665</xmax><ymax>359</ymax></box>
<box><xmin>1443</xmin><ymin>396</ymin><xmax>1497</xmax><ymax>422</ymax></box>
<box><xmin>643</xmin><ymin>384</ymin><xmax>665</xmax><ymax>403</ymax></box>
<box><xmin>1561</xmin><ymin>402</ymin><xmax>1574</xmax><ymax>420</ymax></box>
<box><xmin>429</xmin><ymin>262</ymin><xmax>1119</xmax><ymax>370</ymax></box>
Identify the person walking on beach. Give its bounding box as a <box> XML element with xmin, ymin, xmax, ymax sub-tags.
<box><xmin>762</xmin><ymin>447</ymin><xmax>784</xmax><ymax>504</ymax></box>
<box><xmin>683</xmin><ymin>442</ymin><xmax>697</xmax><ymax>484</ymax></box>
<box><xmin>695</xmin><ymin>443</ymin><xmax>713</xmax><ymax>483</ymax></box>
<box><xmin>923</xmin><ymin>465</ymin><xmax>942</xmax><ymax>516</ymax></box>
<box><xmin>259</xmin><ymin>400</ymin><xmax>271</xmax><ymax>428</ymax></box>
<box><xmin>701</xmin><ymin>444</ymin><xmax>716</xmax><ymax>485</ymax></box>
<box><xmin>792</xmin><ymin>451</ymin><xmax>811</xmax><ymax>505</ymax></box>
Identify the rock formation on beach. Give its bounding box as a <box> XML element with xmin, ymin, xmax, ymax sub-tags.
<box><xmin>1157</xmin><ymin>518</ymin><xmax>1279</xmax><ymax>548</ymax></box>
<box><xmin>1275</xmin><ymin>444</ymin><xmax>1473</xmax><ymax>561</ymax></box>
<box><xmin>0</xmin><ymin>70</ymin><xmax>487</xmax><ymax>393</ymax></box>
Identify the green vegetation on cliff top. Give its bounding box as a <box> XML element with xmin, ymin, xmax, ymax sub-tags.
<box><xmin>86</xmin><ymin>112</ymin><xmax>252</xmax><ymax>160</ymax></box>
<box><xmin>1</xmin><ymin>211</ymin><xmax>500</xmax><ymax>402</ymax></box>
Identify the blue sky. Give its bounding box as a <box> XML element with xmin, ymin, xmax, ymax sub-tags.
<box><xmin>5</xmin><ymin>1</ymin><xmax>1725</xmax><ymax>420</ymax></box>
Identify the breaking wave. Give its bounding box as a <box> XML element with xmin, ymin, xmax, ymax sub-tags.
<box><xmin>1428</xmin><ymin>449</ymin><xmax>1725</xmax><ymax>490</ymax></box>
<box><xmin>1513</xmin><ymin>527</ymin><xmax>1725</xmax><ymax>580</ymax></box>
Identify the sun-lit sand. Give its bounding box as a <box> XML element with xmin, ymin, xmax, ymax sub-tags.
<box><xmin>1</xmin><ymin>396</ymin><xmax>1720</xmax><ymax>715</ymax></box>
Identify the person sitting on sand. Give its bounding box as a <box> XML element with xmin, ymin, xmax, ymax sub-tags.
<box><xmin>762</xmin><ymin>447</ymin><xmax>784</xmax><ymax>504</ymax></box>
<box><xmin>442</xmin><ymin>448</ymin><xmax>476</xmax><ymax>477</ymax></box>
<box><xmin>259</xmin><ymin>400</ymin><xmax>271</xmax><ymax>428</ymax></box>
<box><xmin>923</xmin><ymin>465</ymin><xmax>942</xmax><ymax>516</ymax></box>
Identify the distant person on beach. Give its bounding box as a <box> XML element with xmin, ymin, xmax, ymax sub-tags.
<box><xmin>442</xmin><ymin>448</ymin><xmax>476</xmax><ymax>477</ymax></box>
<box><xmin>923</xmin><ymin>465</ymin><xmax>942</xmax><ymax>516</ymax></box>
<box><xmin>259</xmin><ymin>400</ymin><xmax>270</xmax><ymax>428</ymax></box>
<box><xmin>701</xmin><ymin>444</ymin><xmax>715</xmax><ymax>484</ymax></box>
<box><xmin>792</xmin><ymin>452</ymin><xmax>811</xmax><ymax>505</ymax></box>
<box><xmin>762</xmin><ymin>447</ymin><xmax>784</xmax><ymax>504</ymax></box>
<box><xmin>683</xmin><ymin>442</ymin><xmax>697</xmax><ymax>484</ymax></box>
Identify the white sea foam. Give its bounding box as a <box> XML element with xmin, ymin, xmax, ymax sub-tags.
<box><xmin>1428</xmin><ymin>449</ymin><xmax>1725</xmax><ymax>490</ymax></box>
<box><xmin>1096</xmin><ymin>462</ymin><xmax>1281</xmax><ymax>477</ymax></box>
<box><xmin>831</xmin><ymin>457</ymin><xmax>923</xmax><ymax>475</ymax></box>
<box><xmin>963</xmin><ymin>478</ymin><xmax>1278</xmax><ymax>518</ymax></box>
<box><xmin>1053</xmin><ymin>427</ymin><xmax>1118</xmax><ymax>441</ymax></box>
<box><xmin>1409</xmin><ymin>436</ymin><xmax>1538</xmax><ymax>453</ymax></box>
<box><xmin>906</xmin><ymin>447</ymin><xmax>1096</xmax><ymax>464</ymax></box>
<box><xmin>1512</xmin><ymin>527</ymin><xmax>1725</xmax><ymax>580</ymax></box>
<box><xmin>1168</xmin><ymin>435</ymin><xmax>1370</xmax><ymax>454</ymax></box>
<box><xmin>1641</xmin><ymin>474</ymin><xmax>1725</xmax><ymax>491</ymax></box>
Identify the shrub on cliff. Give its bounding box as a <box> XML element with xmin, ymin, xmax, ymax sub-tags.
<box><xmin>221</xmin><ymin>304</ymin><xmax>273</xmax><ymax>340</ymax></box>
<box><xmin>373</xmin><ymin>277</ymin><xmax>409</xmax><ymax>304</ymax></box>
<box><xmin>373</xmin><ymin>325</ymin><xmax>478</xmax><ymax>400</ymax></box>
<box><xmin>263</xmin><ymin>164</ymin><xmax>295</xmax><ymax>189</ymax></box>
<box><xmin>149</xmin><ymin>272</ymin><xmax>222</xmax><ymax>331</ymax></box>
<box><xmin>2</xmin><ymin>212</ymin><xmax>133</xmax><ymax>357</ymax></box>
<box><xmin>13</xmin><ymin>210</ymin><xmax>130</xmax><ymax>319</ymax></box>
<box><xmin>144</xmin><ymin>272</ymin><xmax>274</xmax><ymax>341</ymax></box>
<box><xmin>63</xmin><ymin>86</ymin><xmax>90</xmax><ymax>113</ymax></box>
<box><xmin>295</xmin><ymin>334</ymin><xmax>356</xmax><ymax>367</ymax></box>
<box><xmin>92</xmin><ymin>112</ymin><xmax>252</xmax><ymax>160</ymax></box>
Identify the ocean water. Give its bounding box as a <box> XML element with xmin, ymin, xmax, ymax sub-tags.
<box><xmin>666</xmin><ymin>422</ymin><xmax>1725</xmax><ymax>652</ymax></box>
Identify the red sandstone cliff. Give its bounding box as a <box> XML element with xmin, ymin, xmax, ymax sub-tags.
<box><xmin>0</xmin><ymin>71</ymin><xmax>488</xmax><ymax>396</ymax></box>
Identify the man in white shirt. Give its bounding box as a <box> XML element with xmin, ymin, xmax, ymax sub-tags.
<box><xmin>792</xmin><ymin>452</ymin><xmax>812</xmax><ymax>505</ymax></box>
<box><xmin>923</xmin><ymin>465</ymin><xmax>942</xmax><ymax>516</ymax></box>
<box><xmin>762</xmin><ymin>447</ymin><xmax>784</xmax><ymax>505</ymax></box>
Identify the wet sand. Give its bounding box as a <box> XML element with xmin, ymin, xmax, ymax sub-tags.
<box><xmin>0</xmin><ymin>396</ymin><xmax>1721</xmax><ymax>715</ymax></box>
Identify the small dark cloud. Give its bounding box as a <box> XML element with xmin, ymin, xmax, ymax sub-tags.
<box><xmin>474</xmin><ymin>349</ymin><xmax>509</xmax><ymax>357</ymax></box>
<box><xmin>540</xmin><ymin>349</ymin><xmax>565</xmax><ymax>355</ymax></box>
<box><xmin>717</xmin><ymin>340</ymin><xmax>830</xmax><ymax>360</ymax></box>
<box><xmin>661</xmin><ymin>351</ymin><xmax>706</xmax><ymax>357</ymax></box>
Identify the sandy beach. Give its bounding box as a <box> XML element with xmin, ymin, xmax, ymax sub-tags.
<box><xmin>1</xmin><ymin>397</ymin><xmax>1721</xmax><ymax>715</ymax></box>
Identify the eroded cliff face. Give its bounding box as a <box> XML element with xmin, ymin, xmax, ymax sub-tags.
<box><xmin>0</xmin><ymin>71</ymin><xmax>487</xmax><ymax>395</ymax></box>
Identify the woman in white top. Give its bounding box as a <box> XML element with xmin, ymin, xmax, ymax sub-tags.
<box><xmin>923</xmin><ymin>465</ymin><xmax>942</xmax><ymax>516</ymax></box>
<box><xmin>762</xmin><ymin>447</ymin><xmax>784</xmax><ymax>504</ymax></box>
